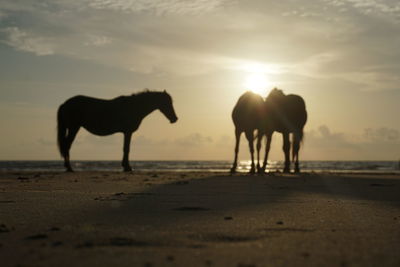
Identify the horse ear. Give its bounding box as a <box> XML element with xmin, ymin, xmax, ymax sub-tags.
<box><xmin>163</xmin><ymin>89</ymin><xmax>167</xmax><ymax>93</ymax></box>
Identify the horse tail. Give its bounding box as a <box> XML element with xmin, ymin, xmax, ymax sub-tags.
<box><xmin>298</xmin><ymin>128</ymin><xmax>304</xmax><ymax>143</ymax></box>
<box><xmin>292</xmin><ymin>128</ymin><xmax>304</xmax><ymax>162</ymax></box>
<box><xmin>57</xmin><ymin>104</ymin><xmax>68</xmax><ymax>158</ymax></box>
<box><xmin>292</xmin><ymin>105</ymin><xmax>307</xmax><ymax>162</ymax></box>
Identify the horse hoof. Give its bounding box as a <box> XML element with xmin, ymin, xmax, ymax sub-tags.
<box><xmin>123</xmin><ymin>167</ymin><xmax>132</xmax><ymax>172</ymax></box>
<box><xmin>66</xmin><ymin>168</ymin><xmax>74</xmax><ymax>173</ymax></box>
<box><xmin>230</xmin><ymin>167</ymin><xmax>237</xmax><ymax>174</ymax></box>
<box><xmin>283</xmin><ymin>168</ymin><xmax>290</xmax><ymax>173</ymax></box>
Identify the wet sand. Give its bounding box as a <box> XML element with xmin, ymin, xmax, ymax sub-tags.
<box><xmin>0</xmin><ymin>171</ymin><xmax>399</xmax><ymax>267</ymax></box>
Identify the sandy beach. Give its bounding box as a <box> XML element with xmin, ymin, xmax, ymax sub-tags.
<box><xmin>0</xmin><ymin>171</ymin><xmax>399</xmax><ymax>267</ymax></box>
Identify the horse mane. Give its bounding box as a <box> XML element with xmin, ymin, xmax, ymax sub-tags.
<box><xmin>128</xmin><ymin>89</ymin><xmax>170</xmax><ymax>100</ymax></box>
<box><xmin>109</xmin><ymin>89</ymin><xmax>168</xmax><ymax>104</ymax></box>
<box><xmin>267</xmin><ymin>88</ymin><xmax>285</xmax><ymax>97</ymax></box>
<box><xmin>131</xmin><ymin>89</ymin><xmax>164</xmax><ymax>97</ymax></box>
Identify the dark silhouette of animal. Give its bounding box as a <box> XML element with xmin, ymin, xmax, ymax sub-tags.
<box><xmin>230</xmin><ymin>91</ymin><xmax>265</xmax><ymax>173</ymax></box>
<box><xmin>57</xmin><ymin>90</ymin><xmax>178</xmax><ymax>172</ymax></box>
<box><xmin>260</xmin><ymin>88</ymin><xmax>307</xmax><ymax>173</ymax></box>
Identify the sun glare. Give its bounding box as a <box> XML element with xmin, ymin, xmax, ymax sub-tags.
<box><xmin>243</xmin><ymin>73</ymin><xmax>269</xmax><ymax>96</ymax></box>
<box><xmin>238</xmin><ymin>61</ymin><xmax>281</xmax><ymax>96</ymax></box>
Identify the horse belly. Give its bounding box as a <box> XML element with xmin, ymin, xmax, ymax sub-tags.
<box><xmin>82</xmin><ymin>115</ymin><xmax>140</xmax><ymax>136</ymax></box>
<box><xmin>81</xmin><ymin>112</ymin><xmax>122</xmax><ymax>136</ymax></box>
<box><xmin>82</xmin><ymin>125</ymin><xmax>117</xmax><ymax>136</ymax></box>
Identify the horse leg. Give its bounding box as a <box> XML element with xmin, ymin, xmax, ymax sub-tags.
<box><xmin>230</xmin><ymin>128</ymin><xmax>241</xmax><ymax>173</ymax></box>
<box><xmin>282</xmin><ymin>132</ymin><xmax>291</xmax><ymax>173</ymax></box>
<box><xmin>256</xmin><ymin>132</ymin><xmax>263</xmax><ymax>173</ymax></box>
<box><xmin>122</xmin><ymin>132</ymin><xmax>133</xmax><ymax>172</ymax></box>
<box><xmin>64</xmin><ymin>126</ymin><xmax>80</xmax><ymax>172</ymax></box>
<box><xmin>293</xmin><ymin>133</ymin><xmax>301</xmax><ymax>173</ymax></box>
<box><xmin>262</xmin><ymin>132</ymin><xmax>272</xmax><ymax>173</ymax></box>
<box><xmin>245</xmin><ymin>130</ymin><xmax>255</xmax><ymax>174</ymax></box>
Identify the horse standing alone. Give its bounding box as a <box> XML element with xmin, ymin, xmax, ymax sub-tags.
<box><xmin>57</xmin><ymin>90</ymin><xmax>178</xmax><ymax>172</ymax></box>
<box><xmin>260</xmin><ymin>88</ymin><xmax>307</xmax><ymax>173</ymax></box>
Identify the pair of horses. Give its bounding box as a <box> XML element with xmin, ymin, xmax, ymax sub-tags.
<box><xmin>231</xmin><ymin>88</ymin><xmax>307</xmax><ymax>174</ymax></box>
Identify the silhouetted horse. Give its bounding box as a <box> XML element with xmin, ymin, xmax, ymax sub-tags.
<box><xmin>230</xmin><ymin>91</ymin><xmax>265</xmax><ymax>173</ymax></box>
<box><xmin>57</xmin><ymin>90</ymin><xmax>178</xmax><ymax>172</ymax></box>
<box><xmin>260</xmin><ymin>88</ymin><xmax>307</xmax><ymax>173</ymax></box>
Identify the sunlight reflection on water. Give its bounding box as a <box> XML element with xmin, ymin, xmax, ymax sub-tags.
<box><xmin>0</xmin><ymin>160</ymin><xmax>398</xmax><ymax>173</ymax></box>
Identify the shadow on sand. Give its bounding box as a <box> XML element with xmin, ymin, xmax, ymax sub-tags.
<box><xmin>90</xmin><ymin>173</ymin><xmax>400</xmax><ymax>230</ymax></box>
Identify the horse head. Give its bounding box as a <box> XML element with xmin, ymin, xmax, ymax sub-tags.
<box><xmin>266</xmin><ymin>87</ymin><xmax>285</xmax><ymax>101</ymax></box>
<box><xmin>264</xmin><ymin>87</ymin><xmax>286</xmax><ymax>115</ymax></box>
<box><xmin>158</xmin><ymin>90</ymin><xmax>178</xmax><ymax>124</ymax></box>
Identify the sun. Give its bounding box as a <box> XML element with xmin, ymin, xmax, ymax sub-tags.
<box><xmin>243</xmin><ymin>72</ymin><xmax>269</xmax><ymax>96</ymax></box>
<box><xmin>239</xmin><ymin>62</ymin><xmax>276</xmax><ymax>96</ymax></box>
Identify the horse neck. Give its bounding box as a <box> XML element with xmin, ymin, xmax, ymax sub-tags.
<box><xmin>131</xmin><ymin>93</ymin><xmax>161</xmax><ymax>116</ymax></box>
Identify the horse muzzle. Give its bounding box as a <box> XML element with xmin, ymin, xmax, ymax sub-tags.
<box><xmin>170</xmin><ymin>117</ymin><xmax>178</xmax><ymax>124</ymax></box>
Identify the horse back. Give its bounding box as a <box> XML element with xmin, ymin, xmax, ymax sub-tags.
<box><xmin>232</xmin><ymin>92</ymin><xmax>264</xmax><ymax>131</ymax></box>
<box><xmin>64</xmin><ymin>95</ymin><xmax>117</xmax><ymax>105</ymax></box>
<box><xmin>285</xmin><ymin>94</ymin><xmax>307</xmax><ymax>127</ymax></box>
<box><xmin>264</xmin><ymin>94</ymin><xmax>307</xmax><ymax>133</ymax></box>
<box><xmin>59</xmin><ymin>95</ymin><xmax>138</xmax><ymax>135</ymax></box>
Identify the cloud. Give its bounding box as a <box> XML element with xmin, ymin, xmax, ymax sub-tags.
<box><xmin>84</xmin><ymin>35</ymin><xmax>112</xmax><ymax>47</ymax></box>
<box><xmin>87</xmin><ymin>0</ymin><xmax>231</xmax><ymax>16</ymax></box>
<box><xmin>174</xmin><ymin>133</ymin><xmax>213</xmax><ymax>147</ymax></box>
<box><xmin>325</xmin><ymin>0</ymin><xmax>400</xmax><ymax>19</ymax></box>
<box><xmin>363</xmin><ymin>127</ymin><xmax>400</xmax><ymax>143</ymax></box>
<box><xmin>0</xmin><ymin>27</ymin><xmax>54</xmax><ymax>56</ymax></box>
<box><xmin>0</xmin><ymin>0</ymin><xmax>400</xmax><ymax>90</ymax></box>
<box><xmin>133</xmin><ymin>135</ymin><xmax>169</xmax><ymax>147</ymax></box>
<box><xmin>302</xmin><ymin>125</ymin><xmax>400</xmax><ymax>160</ymax></box>
<box><xmin>310</xmin><ymin>125</ymin><xmax>400</xmax><ymax>147</ymax></box>
<box><xmin>306</xmin><ymin>125</ymin><xmax>360</xmax><ymax>150</ymax></box>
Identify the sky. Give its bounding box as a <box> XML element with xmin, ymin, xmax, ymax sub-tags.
<box><xmin>0</xmin><ymin>0</ymin><xmax>399</xmax><ymax>161</ymax></box>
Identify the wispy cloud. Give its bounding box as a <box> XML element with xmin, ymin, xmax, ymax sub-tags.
<box><xmin>0</xmin><ymin>27</ymin><xmax>54</xmax><ymax>55</ymax></box>
<box><xmin>87</xmin><ymin>0</ymin><xmax>231</xmax><ymax>16</ymax></box>
<box><xmin>84</xmin><ymin>35</ymin><xmax>112</xmax><ymax>47</ymax></box>
<box><xmin>325</xmin><ymin>0</ymin><xmax>400</xmax><ymax>19</ymax></box>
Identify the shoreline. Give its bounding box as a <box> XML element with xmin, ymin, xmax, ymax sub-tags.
<box><xmin>1</xmin><ymin>160</ymin><xmax>399</xmax><ymax>175</ymax></box>
<box><xmin>2</xmin><ymin>169</ymin><xmax>400</xmax><ymax>176</ymax></box>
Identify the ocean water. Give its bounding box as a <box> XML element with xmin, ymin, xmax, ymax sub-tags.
<box><xmin>0</xmin><ymin>160</ymin><xmax>399</xmax><ymax>173</ymax></box>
